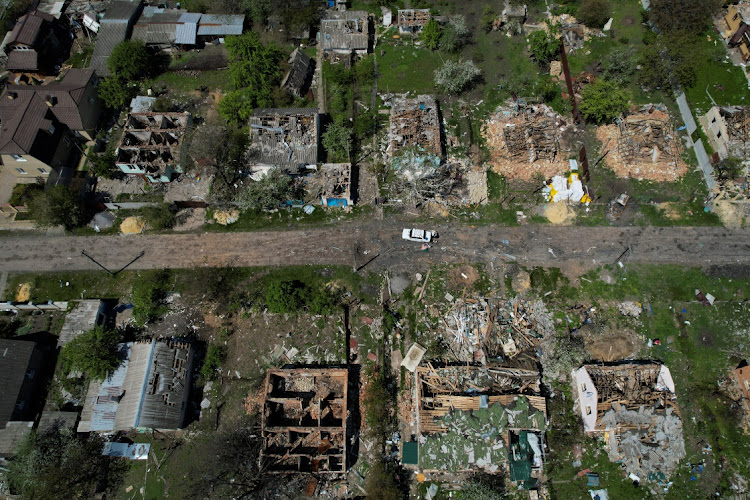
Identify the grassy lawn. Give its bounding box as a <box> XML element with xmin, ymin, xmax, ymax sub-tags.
<box><xmin>204</xmin><ymin>205</ymin><xmax>372</xmax><ymax>232</ymax></box>
<box><xmin>376</xmin><ymin>44</ymin><xmax>445</xmax><ymax>94</ymax></box>
<box><xmin>684</xmin><ymin>37</ymin><xmax>750</xmax><ymax>116</ymax></box>
<box><xmin>143</xmin><ymin>69</ymin><xmax>230</xmax><ymax>93</ymax></box>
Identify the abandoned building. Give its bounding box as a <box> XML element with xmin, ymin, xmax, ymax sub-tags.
<box><xmin>132</xmin><ymin>9</ymin><xmax>244</xmax><ymax>49</ymax></box>
<box><xmin>260</xmin><ymin>368</ymin><xmax>348</xmax><ymax>474</ymax></box>
<box><xmin>722</xmin><ymin>4</ymin><xmax>750</xmax><ymax>63</ymax></box>
<box><xmin>305</xmin><ymin>163</ymin><xmax>353</xmax><ymax>207</ymax></box>
<box><xmin>78</xmin><ymin>338</ymin><xmax>194</xmax><ymax>433</ymax></box>
<box><xmin>248</xmin><ymin>108</ymin><xmax>319</xmax><ymax>174</ymax></box>
<box><xmin>573</xmin><ymin>363</ymin><xmax>685</xmax><ymax>479</ymax></box>
<box><xmin>409</xmin><ymin>364</ymin><xmax>546</xmax><ymax>485</ymax></box>
<box><xmin>281</xmin><ymin>48</ymin><xmax>314</xmax><ymax>98</ymax></box>
<box><xmin>90</xmin><ymin>0</ymin><xmax>144</xmax><ymax>77</ymax></box>
<box><xmin>595</xmin><ymin>104</ymin><xmax>687</xmax><ymax>182</ymax></box>
<box><xmin>57</xmin><ymin>299</ymin><xmax>109</xmax><ymax>348</ymax></box>
<box><xmin>397</xmin><ymin>9</ymin><xmax>430</xmax><ymax>33</ymax></box>
<box><xmin>483</xmin><ymin>100</ymin><xmax>579</xmax><ymax>181</ymax></box>
<box><xmin>115</xmin><ymin>112</ymin><xmax>191</xmax><ymax>183</ymax></box>
<box><xmin>500</xmin><ymin>1</ymin><xmax>527</xmax><ymax>26</ymax></box>
<box><xmin>388</xmin><ymin>95</ymin><xmax>442</xmax><ymax>160</ymax></box>
<box><xmin>320</xmin><ymin>10</ymin><xmax>370</xmax><ymax>62</ymax></box>
<box><xmin>700</xmin><ymin>106</ymin><xmax>750</xmax><ymax>164</ymax></box>
<box><xmin>2</xmin><ymin>10</ymin><xmax>70</xmax><ymax>75</ymax></box>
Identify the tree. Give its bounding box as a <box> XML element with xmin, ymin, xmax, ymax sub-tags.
<box><xmin>439</xmin><ymin>15</ymin><xmax>471</xmax><ymax>53</ymax></box>
<box><xmin>9</xmin><ymin>180</ymin><xmax>43</xmax><ymax>206</ymax></box>
<box><xmin>434</xmin><ymin>59</ymin><xmax>482</xmax><ymax>94</ymax></box>
<box><xmin>8</xmin><ymin>427</ymin><xmax>127</xmax><ymax>499</ymax></box>
<box><xmin>577</xmin><ymin>0</ymin><xmax>610</xmax><ymax>29</ymax></box>
<box><xmin>480</xmin><ymin>5</ymin><xmax>496</xmax><ymax>33</ymax></box>
<box><xmin>201</xmin><ymin>344</ymin><xmax>227</xmax><ymax>379</ymax></box>
<box><xmin>601</xmin><ymin>45</ymin><xmax>638</xmax><ymax>85</ymax></box>
<box><xmin>88</xmin><ymin>150</ymin><xmax>117</xmax><ymax>179</ymax></box>
<box><xmin>59</xmin><ymin>327</ymin><xmax>121</xmax><ymax>380</ymax></box>
<box><xmin>461</xmin><ymin>475</ymin><xmax>506</xmax><ymax>500</ymax></box>
<box><xmin>236</xmin><ymin>168</ymin><xmax>294</xmax><ymax>211</ymax></box>
<box><xmin>579</xmin><ymin>79</ymin><xmax>631</xmax><ymax>124</ymax></box>
<box><xmin>98</xmin><ymin>77</ymin><xmax>135</xmax><ymax>111</ymax></box>
<box><xmin>131</xmin><ymin>271</ymin><xmax>169</xmax><ymax>326</ymax></box>
<box><xmin>364</xmin><ymin>460</ymin><xmax>401</xmax><ymax>500</ymax></box>
<box><xmin>265</xmin><ymin>279</ymin><xmax>305</xmax><ymax>313</ymax></box>
<box><xmin>108</xmin><ymin>40</ymin><xmax>151</xmax><ymax>80</ymax></box>
<box><xmin>715</xmin><ymin>157</ymin><xmax>745</xmax><ymax>181</ymax></box>
<box><xmin>420</xmin><ymin>19</ymin><xmax>442</xmax><ymax>50</ymax></box>
<box><xmin>140</xmin><ymin>203</ymin><xmax>176</xmax><ymax>230</ymax></box>
<box><xmin>528</xmin><ymin>29</ymin><xmax>560</xmax><ymax>65</ymax></box>
<box><xmin>637</xmin><ymin>31</ymin><xmax>704</xmax><ymax>91</ymax></box>
<box><xmin>27</xmin><ymin>185</ymin><xmax>88</xmax><ymax>230</ymax></box>
<box><xmin>322</xmin><ymin>121</ymin><xmax>352</xmax><ymax>162</ymax></box>
<box><xmin>649</xmin><ymin>0</ymin><xmax>722</xmax><ymax>34</ymax></box>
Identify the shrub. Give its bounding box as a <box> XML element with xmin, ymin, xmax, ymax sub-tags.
<box><xmin>59</xmin><ymin>327</ymin><xmax>121</xmax><ymax>380</ymax></box>
<box><xmin>528</xmin><ymin>29</ymin><xmax>560</xmax><ymax>65</ymax></box>
<box><xmin>201</xmin><ymin>344</ymin><xmax>227</xmax><ymax>379</ymax></box>
<box><xmin>265</xmin><ymin>279</ymin><xmax>336</xmax><ymax>315</ymax></box>
<box><xmin>131</xmin><ymin>271</ymin><xmax>170</xmax><ymax>326</ymax></box>
<box><xmin>141</xmin><ymin>203</ymin><xmax>176</xmax><ymax>230</ymax></box>
<box><xmin>434</xmin><ymin>59</ymin><xmax>482</xmax><ymax>94</ymax></box>
<box><xmin>579</xmin><ymin>79</ymin><xmax>631</xmax><ymax>124</ymax></box>
<box><xmin>577</xmin><ymin>0</ymin><xmax>610</xmax><ymax>29</ymax></box>
<box><xmin>9</xmin><ymin>181</ymin><xmax>43</xmax><ymax>207</ymax></box>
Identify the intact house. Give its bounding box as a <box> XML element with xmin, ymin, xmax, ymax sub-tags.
<box><xmin>700</xmin><ymin>106</ymin><xmax>750</xmax><ymax>169</ymax></box>
<box><xmin>573</xmin><ymin>363</ymin><xmax>685</xmax><ymax>480</ymax></box>
<box><xmin>721</xmin><ymin>4</ymin><xmax>750</xmax><ymax>63</ymax></box>
<box><xmin>0</xmin><ymin>69</ymin><xmax>101</xmax><ymax>188</ymax></box>
<box><xmin>248</xmin><ymin>108</ymin><xmax>319</xmax><ymax>176</ymax></box>
<box><xmin>131</xmin><ymin>9</ymin><xmax>244</xmax><ymax>50</ymax></box>
<box><xmin>320</xmin><ymin>10</ymin><xmax>370</xmax><ymax>64</ymax></box>
<box><xmin>90</xmin><ymin>0</ymin><xmax>144</xmax><ymax>77</ymax></box>
<box><xmin>2</xmin><ymin>10</ymin><xmax>71</xmax><ymax>76</ymax></box>
<box><xmin>281</xmin><ymin>48</ymin><xmax>314</xmax><ymax>98</ymax></box>
<box><xmin>78</xmin><ymin>338</ymin><xmax>194</xmax><ymax>433</ymax></box>
<box><xmin>397</xmin><ymin>9</ymin><xmax>430</xmax><ymax>34</ymax></box>
<box><xmin>115</xmin><ymin>111</ymin><xmax>191</xmax><ymax>183</ymax></box>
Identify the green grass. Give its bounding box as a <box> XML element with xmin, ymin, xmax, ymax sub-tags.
<box><xmin>685</xmin><ymin>36</ymin><xmax>750</xmax><ymax>116</ymax></box>
<box><xmin>142</xmin><ymin>69</ymin><xmax>230</xmax><ymax>92</ymax></box>
<box><xmin>64</xmin><ymin>43</ymin><xmax>94</xmax><ymax>69</ymax></box>
<box><xmin>376</xmin><ymin>45</ymin><xmax>445</xmax><ymax>94</ymax></box>
<box><xmin>486</xmin><ymin>170</ymin><xmax>507</xmax><ymax>201</ymax></box>
<box><xmin>451</xmin><ymin>203</ymin><xmax>520</xmax><ymax>226</ymax></box>
<box><xmin>204</xmin><ymin>205</ymin><xmax>372</xmax><ymax>232</ymax></box>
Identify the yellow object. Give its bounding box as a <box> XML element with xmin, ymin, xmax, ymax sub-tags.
<box><xmin>120</xmin><ymin>216</ymin><xmax>146</xmax><ymax>235</ymax></box>
<box><xmin>416</xmin><ymin>473</ymin><xmax>426</xmax><ymax>483</ymax></box>
<box><xmin>549</xmin><ymin>187</ymin><xmax>558</xmax><ymax>199</ymax></box>
<box><xmin>581</xmin><ymin>193</ymin><xmax>592</xmax><ymax>203</ymax></box>
<box><xmin>393</xmin><ymin>34</ymin><xmax>400</xmax><ymax>39</ymax></box>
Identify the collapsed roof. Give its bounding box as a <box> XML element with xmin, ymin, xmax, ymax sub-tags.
<box><xmin>249</xmin><ymin>108</ymin><xmax>319</xmax><ymax>173</ymax></box>
<box><xmin>388</xmin><ymin>95</ymin><xmax>442</xmax><ymax>160</ymax></box>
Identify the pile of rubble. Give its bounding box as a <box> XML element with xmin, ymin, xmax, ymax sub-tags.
<box><xmin>483</xmin><ymin>100</ymin><xmax>580</xmax><ymax>181</ymax></box>
<box><xmin>442</xmin><ymin>297</ymin><xmax>555</xmax><ymax>362</ymax></box>
<box><xmin>595</xmin><ymin>104</ymin><xmax>688</xmax><ymax>181</ymax></box>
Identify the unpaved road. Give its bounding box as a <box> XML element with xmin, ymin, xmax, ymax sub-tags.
<box><xmin>0</xmin><ymin>223</ymin><xmax>748</xmax><ymax>274</ymax></box>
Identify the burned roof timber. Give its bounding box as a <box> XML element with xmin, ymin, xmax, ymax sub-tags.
<box><xmin>388</xmin><ymin>95</ymin><xmax>442</xmax><ymax>159</ymax></box>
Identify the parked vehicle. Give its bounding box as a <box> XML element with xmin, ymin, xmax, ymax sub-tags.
<box><xmin>402</xmin><ymin>228</ymin><xmax>437</xmax><ymax>242</ymax></box>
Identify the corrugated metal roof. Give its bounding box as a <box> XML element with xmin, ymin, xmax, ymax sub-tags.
<box><xmin>175</xmin><ymin>19</ymin><xmax>197</xmax><ymax>44</ymax></box>
<box><xmin>79</xmin><ymin>343</ymin><xmax>131</xmax><ymax>432</ymax></box>
<box><xmin>100</xmin><ymin>0</ymin><xmax>142</xmax><ymax>23</ymax></box>
<box><xmin>90</xmin><ymin>22</ymin><xmax>130</xmax><ymax>76</ymax></box>
<box><xmin>197</xmin><ymin>13</ymin><xmax>244</xmax><ymax>36</ymax></box>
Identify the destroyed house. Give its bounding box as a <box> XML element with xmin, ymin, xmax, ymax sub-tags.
<box><xmin>701</xmin><ymin>106</ymin><xmax>750</xmax><ymax>164</ymax></box>
<box><xmin>414</xmin><ymin>365</ymin><xmax>546</xmax><ymax>476</ymax></box>
<box><xmin>281</xmin><ymin>48</ymin><xmax>314</xmax><ymax>97</ymax></box>
<box><xmin>596</xmin><ymin>104</ymin><xmax>687</xmax><ymax>181</ymax></box>
<box><xmin>260</xmin><ymin>368</ymin><xmax>347</xmax><ymax>474</ymax></box>
<box><xmin>573</xmin><ymin>363</ymin><xmax>685</xmax><ymax>478</ymax></box>
<box><xmin>317</xmin><ymin>163</ymin><xmax>353</xmax><ymax>207</ymax></box>
<box><xmin>723</xmin><ymin>4</ymin><xmax>750</xmax><ymax>62</ymax></box>
<box><xmin>90</xmin><ymin>0</ymin><xmax>144</xmax><ymax>77</ymax></box>
<box><xmin>4</xmin><ymin>10</ymin><xmax>68</xmax><ymax>74</ymax></box>
<box><xmin>397</xmin><ymin>9</ymin><xmax>430</xmax><ymax>33</ymax></box>
<box><xmin>501</xmin><ymin>1</ymin><xmax>527</xmax><ymax>24</ymax></box>
<box><xmin>115</xmin><ymin>112</ymin><xmax>191</xmax><ymax>183</ymax></box>
<box><xmin>78</xmin><ymin>339</ymin><xmax>193</xmax><ymax>432</ymax></box>
<box><xmin>320</xmin><ymin>10</ymin><xmax>370</xmax><ymax>57</ymax></box>
<box><xmin>249</xmin><ymin>108</ymin><xmax>319</xmax><ymax>174</ymax></box>
<box><xmin>388</xmin><ymin>95</ymin><xmax>442</xmax><ymax>159</ymax></box>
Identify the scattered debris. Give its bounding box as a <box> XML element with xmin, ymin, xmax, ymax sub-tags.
<box><xmin>120</xmin><ymin>216</ymin><xmax>146</xmax><ymax>234</ymax></box>
<box><xmin>401</xmin><ymin>343</ymin><xmax>426</xmax><ymax>372</ymax></box>
<box><xmin>617</xmin><ymin>301</ymin><xmax>642</xmax><ymax>317</ymax></box>
<box><xmin>212</xmin><ymin>210</ymin><xmax>239</xmax><ymax>225</ymax></box>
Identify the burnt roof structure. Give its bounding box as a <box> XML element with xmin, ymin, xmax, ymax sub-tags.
<box><xmin>260</xmin><ymin>368</ymin><xmax>348</xmax><ymax>474</ymax></box>
<box><xmin>281</xmin><ymin>48</ymin><xmax>314</xmax><ymax>97</ymax></box>
<box><xmin>249</xmin><ymin>108</ymin><xmax>319</xmax><ymax>173</ymax></box>
<box><xmin>320</xmin><ymin>10</ymin><xmax>370</xmax><ymax>54</ymax></box>
<box><xmin>388</xmin><ymin>95</ymin><xmax>442</xmax><ymax>159</ymax></box>
<box><xmin>397</xmin><ymin>9</ymin><xmax>430</xmax><ymax>32</ymax></box>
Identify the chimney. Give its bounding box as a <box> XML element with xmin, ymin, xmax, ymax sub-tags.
<box><xmin>45</xmin><ymin>95</ymin><xmax>56</xmax><ymax>106</ymax></box>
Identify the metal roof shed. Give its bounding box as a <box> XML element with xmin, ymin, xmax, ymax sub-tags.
<box><xmin>197</xmin><ymin>14</ymin><xmax>244</xmax><ymax>36</ymax></box>
<box><xmin>402</xmin><ymin>441</ymin><xmax>418</xmax><ymax>465</ymax></box>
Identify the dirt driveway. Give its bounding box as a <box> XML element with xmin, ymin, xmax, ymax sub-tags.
<box><xmin>0</xmin><ymin>221</ymin><xmax>748</xmax><ymax>275</ymax></box>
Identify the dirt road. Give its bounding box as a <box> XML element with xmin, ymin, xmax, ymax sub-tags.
<box><xmin>0</xmin><ymin>222</ymin><xmax>748</xmax><ymax>274</ymax></box>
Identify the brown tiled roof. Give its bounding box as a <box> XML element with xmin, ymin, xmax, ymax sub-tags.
<box><xmin>6</xmin><ymin>50</ymin><xmax>38</xmax><ymax>71</ymax></box>
<box><xmin>0</xmin><ymin>93</ymin><xmax>56</xmax><ymax>155</ymax></box>
<box><xmin>7</xmin><ymin>11</ymin><xmax>54</xmax><ymax>47</ymax></box>
<box><xmin>0</xmin><ymin>69</ymin><xmax>95</xmax><ymax>132</ymax></box>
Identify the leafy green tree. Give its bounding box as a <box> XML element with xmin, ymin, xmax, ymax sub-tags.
<box><xmin>480</xmin><ymin>5</ymin><xmax>496</xmax><ymax>33</ymax></box>
<box><xmin>577</xmin><ymin>0</ymin><xmax>610</xmax><ymax>29</ymax></box>
<box><xmin>236</xmin><ymin>168</ymin><xmax>294</xmax><ymax>211</ymax></box>
<box><xmin>27</xmin><ymin>185</ymin><xmax>88</xmax><ymax>230</ymax></box>
<box><xmin>131</xmin><ymin>271</ymin><xmax>169</xmax><ymax>326</ymax></box>
<box><xmin>140</xmin><ymin>203</ymin><xmax>176</xmax><ymax>230</ymax></box>
<box><xmin>461</xmin><ymin>475</ymin><xmax>506</xmax><ymax>500</ymax></box>
<box><xmin>601</xmin><ymin>45</ymin><xmax>638</xmax><ymax>85</ymax></box>
<box><xmin>434</xmin><ymin>59</ymin><xmax>482</xmax><ymax>94</ymax></box>
<box><xmin>59</xmin><ymin>327</ymin><xmax>121</xmax><ymax>380</ymax></box>
<box><xmin>88</xmin><ymin>150</ymin><xmax>117</xmax><ymax>179</ymax></box>
<box><xmin>201</xmin><ymin>344</ymin><xmax>227</xmax><ymax>379</ymax></box>
<box><xmin>322</xmin><ymin>121</ymin><xmax>352</xmax><ymax>162</ymax></box>
<box><xmin>9</xmin><ymin>180</ymin><xmax>43</xmax><ymax>207</ymax></box>
<box><xmin>649</xmin><ymin>0</ymin><xmax>722</xmax><ymax>34</ymax></box>
<box><xmin>8</xmin><ymin>427</ymin><xmax>127</xmax><ymax>499</ymax></box>
<box><xmin>364</xmin><ymin>459</ymin><xmax>401</xmax><ymax>500</ymax></box>
<box><xmin>579</xmin><ymin>79</ymin><xmax>631</xmax><ymax>124</ymax></box>
<box><xmin>637</xmin><ymin>31</ymin><xmax>704</xmax><ymax>91</ymax></box>
<box><xmin>528</xmin><ymin>29</ymin><xmax>560</xmax><ymax>65</ymax></box>
<box><xmin>98</xmin><ymin>77</ymin><xmax>135</xmax><ymax>111</ymax></box>
<box><xmin>715</xmin><ymin>157</ymin><xmax>745</xmax><ymax>181</ymax></box>
<box><xmin>439</xmin><ymin>15</ymin><xmax>471</xmax><ymax>52</ymax></box>
<box><xmin>108</xmin><ymin>40</ymin><xmax>151</xmax><ymax>79</ymax></box>
<box><xmin>420</xmin><ymin>19</ymin><xmax>442</xmax><ymax>50</ymax></box>
<box><xmin>265</xmin><ymin>280</ymin><xmax>305</xmax><ymax>313</ymax></box>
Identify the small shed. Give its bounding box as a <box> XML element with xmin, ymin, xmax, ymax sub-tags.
<box><xmin>58</xmin><ymin>300</ymin><xmax>108</xmax><ymax>348</ymax></box>
<box><xmin>402</xmin><ymin>441</ymin><xmax>418</xmax><ymax>465</ymax></box>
